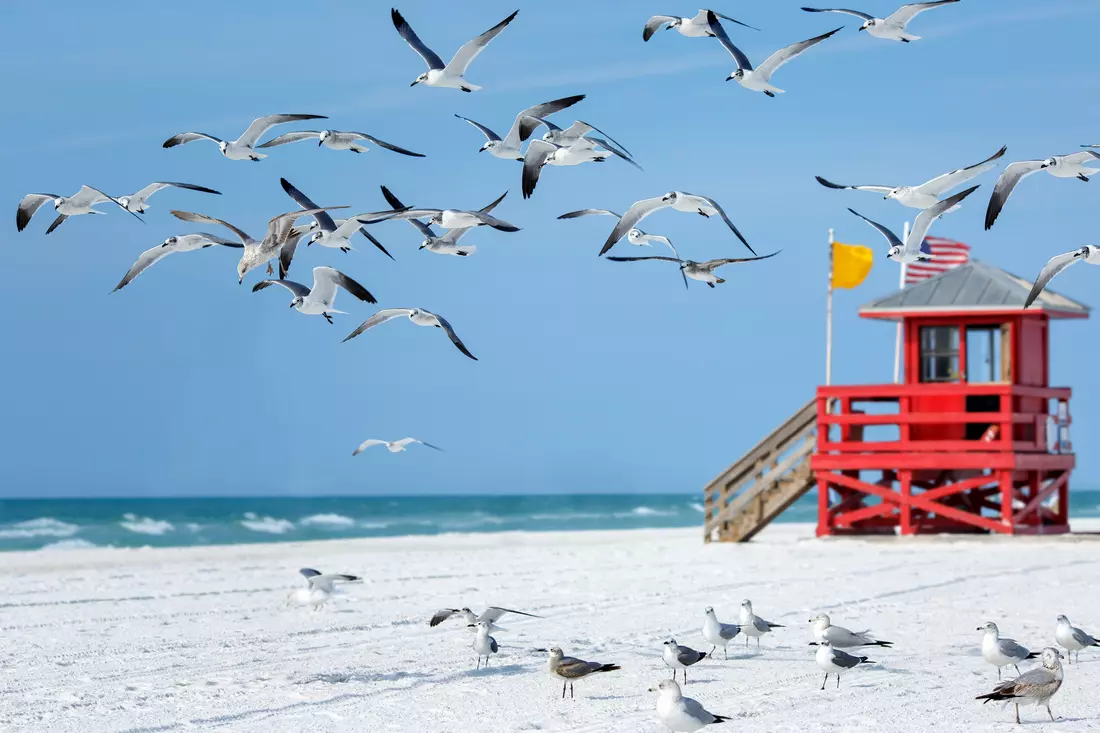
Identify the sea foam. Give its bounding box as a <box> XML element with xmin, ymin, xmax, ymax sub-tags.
<box><xmin>299</xmin><ymin>514</ymin><xmax>356</xmax><ymax>528</ymax></box>
<box><xmin>120</xmin><ymin>514</ymin><xmax>174</xmax><ymax>536</ymax></box>
<box><xmin>0</xmin><ymin>517</ymin><xmax>80</xmax><ymax>539</ymax></box>
<box><xmin>240</xmin><ymin>513</ymin><xmax>295</xmax><ymax>534</ymax></box>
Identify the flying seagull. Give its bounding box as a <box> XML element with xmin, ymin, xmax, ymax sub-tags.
<box><xmin>280</xmin><ymin>178</ymin><xmax>396</xmax><ymax>260</ymax></box>
<box><xmin>708</xmin><ymin>12</ymin><xmax>840</xmax><ymax>96</ymax></box>
<box><xmin>643</xmin><ymin>9</ymin><xmax>758</xmax><ymax>41</ymax></box>
<box><xmin>163</xmin><ymin>113</ymin><xmax>326</xmax><ymax>161</ymax></box>
<box><xmin>558</xmin><ymin>209</ymin><xmax>676</xmax><ymax>254</ymax></box>
<box><xmin>473</xmin><ymin>621</ymin><xmax>499</xmax><ymax>669</ymax></box>
<box><xmin>522</xmin><ymin>139</ymin><xmax>641</xmax><ymax>199</ymax></box>
<box><xmin>455</xmin><ymin>95</ymin><xmax>585</xmax><ymax>160</ymax></box>
<box><xmin>816</xmin><ymin>641</ymin><xmax>874</xmax><ymax>689</ymax></box>
<box><xmin>984</xmin><ymin>151</ymin><xmax>1100</xmax><ymax>230</ymax></box>
<box><xmin>662</xmin><ymin>639</ymin><xmax>707</xmax><ymax>685</ymax></box>
<box><xmin>252</xmin><ymin>266</ymin><xmax>376</xmax><ymax>323</ymax></box>
<box><xmin>257</xmin><ymin>129</ymin><xmax>424</xmax><ymax>157</ymax></box>
<box><xmin>343</xmin><ymin>308</ymin><xmax>477</xmax><ymax>360</ymax></box>
<box><xmin>815</xmin><ymin>146</ymin><xmax>1005</xmax><ymax>210</ymax></box>
<box><xmin>541</xmin><ymin>647</ymin><xmax>620</xmax><ymax>700</ymax></box>
<box><xmin>171</xmin><ymin>205</ymin><xmax>347</xmax><ymax>283</ymax></box>
<box><xmin>740</xmin><ymin>599</ymin><xmax>784</xmax><ymax>650</ymax></box>
<box><xmin>1055</xmin><ymin>614</ymin><xmax>1099</xmax><ymax>664</ymax></box>
<box><xmin>353</xmin><ymin>438</ymin><xmax>443</xmax><ymax>456</ymax></box>
<box><xmin>849</xmin><ymin>185</ymin><xmax>978</xmax><ymax>263</ymax></box>
<box><xmin>17</xmin><ymin>186</ymin><xmax>141</xmax><ymax>234</ymax></box>
<box><xmin>651</xmin><ymin>679</ymin><xmax>730</xmax><ymax>732</ymax></box>
<box><xmin>380</xmin><ymin>186</ymin><xmax>506</xmax><ymax>257</ymax></box>
<box><xmin>431</xmin><ymin>606</ymin><xmax>540</xmax><ymax>632</ymax></box>
<box><xmin>359</xmin><ymin>202</ymin><xmax>519</xmax><ymax>232</ymax></box>
<box><xmin>977</xmin><ymin>622</ymin><xmax>1039</xmax><ymax>680</ymax></box>
<box><xmin>113</xmin><ymin>233</ymin><xmax>243</xmax><ymax>292</ymax></box>
<box><xmin>607</xmin><ymin>253</ymin><xmax>779</xmax><ymax>289</ymax></box>
<box><xmin>600</xmin><ymin>191</ymin><xmax>753</xmax><ymax>256</ymax></box>
<box><xmin>116</xmin><ymin>182</ymin><xmax>221</xmax><ymax>214</ymax></box>
<box><xmin>392</xmin><ymin>7</ymin><xmax>518</xmax><ymax>91</ymax></box>
<box><xmin>702</xmin><ymin>606</ymin><xmax>741</xmax><ymax>660</ymax></box>
<box><xmin>284</xmin><ymin>568</ymin><xmax>360</xmax><ymax>611</ymax></box>
<box><xmin>976</xmin><ymin>647</ymin><xmax>1064</xmax><ymax>724</ymax></box>
<box><xmin>808</xmin><ymin>613</ymin><xmax>892</xmax><ymax>649</ymax></box>
<box><xmin>801</xmin><ymin>1</ymin><xmax>960</xmax><ymax>42</ymax></box>
<box><xmin>529</xmin><ymin>119</ymin><xmax>632</xmax><ymax>159</ymax></box>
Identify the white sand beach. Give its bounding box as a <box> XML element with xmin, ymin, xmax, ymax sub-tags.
<box><xmin>3</xmin><ymin>523</ymin><xmax>1099</xmax><ymax>732</ymax></box>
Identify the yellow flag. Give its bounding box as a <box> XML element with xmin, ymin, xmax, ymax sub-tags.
<box><xmin>831</xmin><ymin>242</ymin><xmax>873</xmax><ymax>289</ymax></box>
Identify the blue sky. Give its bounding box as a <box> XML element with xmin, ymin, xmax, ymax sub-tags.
<box><xmin>3</xmin><ymin>1</ymin><xmax>1100</xmax><ymax>497</ymax></box>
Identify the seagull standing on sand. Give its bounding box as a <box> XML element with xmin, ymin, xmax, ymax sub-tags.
<box><xmin>252</xmin><ymin>266</ymin><xmax>376</xmax><ymax>323</ymax></box>
<box><xmin>600</xmin><ymin>191</ymin><xmax>754</xmax><ymax>256</ymax></box>
<box><xmin>984</xmin><ymin>151</ymin><xmax>1100</xmax><ymax>229</ymax></box>
<box><xmin>663</xmin><ymin>639</ymin><xmax>708</xmax><ymax>684</ymax></box>
<box><xmin>651</xmin><ymin>679</ymin><xmax>731</xmax><ymax>732</ymax></box>
<box><xmin>542</xmin><ymin>647</ymin><xmax>620</xmax><ymax>699</ymax></box>
<box><xmin>978</xmin><ymin>622</ymin><xmax>1039</xmax><ymax>680</ymax></box>
<box><xmin>116</xmin><ymin>182</ymin><xmax>221</xmax><ymax>214</ymax></box>
<box><xmin>708</xmin><ymin>12</ymin><xmax>840</xmax><ymax>96</ymax></box>
<box><xmin>740</xmin><ymin>600</ymin><xmax>783</xmax><ymax>650</ymax></box>
<box><xmin>473</xmin><ymin>621</ymin><xmax>499</xmax><ymax>669</ymax></box>
<box><xmin>281</xmin><ymin>178</ymin><xmax>396</xmax><ymax>260</ymax></box>
<box><xmin>1055</xmin><ymin>615</ymin><xmax>1099</xmax><ymax>663</ymax></box>
<box><xmin>558</xmin><ymin>209</ymin><xmax>676</xmax><ymax>253</ymax></box>
<box><xmin>454</xmin><ymin>95</ymin><xmax>585</xmax><ymax>160</ymax></box>
<box><xmin>163</xmin><ymin>114</ymin><xmax>326</xmax><ymax>161</ymax></box>
<box><xmin>816</xmin><ymin>641</ymin><xmax>874</xmax><ymax>689</ymax></box>
<box><xmin>285</xmin><ymin>568</ymin><xmax>360</xmax><ymax>611</ymax></box>
<box><xmin>809</xmin><ymin>614</ymin><xmax>892</xmax><ymax>649</ymax></box>
<box><xmin>815</xmin><ymin>146</ymin><xmax>1005</xmax><ymax>210</ymax></box>
<box><xmin>431</xmin><ymin>606</ymin><xmax>541</xmax><ymax>632</ymax></box>
<box><xmin>392</xmin><ymin>8</ymin><xmax>518</xmax><ymax>92</ymax></box>
<box><xmin>342</xmin><ymin>308</ymin><xmax>478</xmax><ymax>360</ymax></box>
<box><xmin>702</xmin><ymin>607</ymin><xmax>741</xmax><ymax>659</ymax></box>
<box><xmin>257</xmin><ymin>129</ymin><xmax>424</xmax><ymax>157</ymax></box>
<box><xmin>607</xmin><ymin>253</ymin><xmax>780</xmax><ymax>289</ymax></box>
<box><xmin>522</xmin><ymin>138</ymin><xmax>642</xmax><ymax>199</ymax></box>
<box><xmin>17</xmin><ymin>186</ymin><xmax>140</xmax><ymax>234</ymax></box>
<box><xmin>801</xmin><ymin>1</ymin><xmax>960</xmax><ymax>42</ymax></box>
<box><xmin>1025</xmin><ymin>247</ymin><xmax>1100</xmax><ymax>309</ymax></box>
<box><xmin>849</xmin><ymin>185</ymin><xmax>979</xmax><ymax>264</ymax></box>
<box><xmin>353</xmin><ymin>438</ymin><xmax>443</xmax><ymax>456</ymax></box>
<box><xmin>642</xmin><ymin>9</ymin><xmax>758</xmax><ymax>41</ymax></box>
<box><xmin>381</xmin><ymin>186</ymin><xmax>506</xmax><ymax>257</ymax></box>
<box><xmin>113</xmin><ymin>233</ymin><xmax>243</xmax><ymax>292</ymax></box>
<box><xmin>976</xmin><ymin>647</ymin><xmax>1064</xmax><ymax>724</ymax></box>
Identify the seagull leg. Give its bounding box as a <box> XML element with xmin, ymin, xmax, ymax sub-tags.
<box><xmin>821</xmin><ymin>674</ymin><xmax>828</xmax><ymax>690</ymax></box>
<box><xmin>323</xmin><ymin>313</ymin><xmax>334</xmax><ymax>324</ymax></box>
<box><xmin>756</xmin><ymin>637</ymin><xmax>761</xmax><ymax>651</ymax></box>
<box><xmin>724</xmin><ymin>646</ymin><xmax>728</xmax><ymax>661</ymax></box>
<box><xmin>709</xmin><ymin>645</ymin><xmax>716</xmax><ymax>659</ymax></box>
<box><xmin>1015</xmin><ymin>703</ymin><xmax>1020</xmax><ymax>724</ymax></box>
<box><xmin>340</xmin><ymin>247</ymin><xmax>350</xmax><ymax>253</ymax></box>
<box><xmin>997</xmin><ymin>667</ymin><xmax>1001</xmax><ymax>681</ymax></box>
<box><xmin>1078</xmin><ymin>174</ymin><xmax>1090</xmax><ymax>182</ymax></box>
<box><xmin>836</xmin><ymin>674</ymin><xmax>840</xmax><ymax>689</ymax></box>
<box><xmin>745</xmin><ymin>636</ymin><xmax>749</xmax><ymax>649</ymax></box>
<box><xmin>570</xmin><ymin>683</ymin><xmax>574</xmax><ymax>699</ymax></box>
<box><xmin>684</xmin><ymin>669</ymin><xmax>688</xmax><ymax>685</ymax></box>
<box><xmin>476</xmin><ymin>656</ymin><xmax>481</xmax><ymax>671</ymax></box>
<box><xmin>764</xmin><ymin>91</ymin><xmax>776</xmax><ymax>98</ymax></box>
<box><xmin>561</xmin><ymin>681</ymin><xmax>567</xmax><ymax>699</ymax></box>
<box><xmin>266</xmin><ymin>262</ymin><xmax>274</xmax><ymax>275</ymax></box>
<box><xmin>1047</xmin><ymin>705</ymin><xmax>1055</xmax><ymax>722</ymax></box>
<box><xmin>1013</xmin><ymin>664</ymin><xmax>1021</xmax><ymax>675</ymax></box>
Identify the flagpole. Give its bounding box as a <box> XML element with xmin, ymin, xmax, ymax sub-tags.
<box><xmin>892</xmin><ymin>220</ymin><xmax>910</xmax><ymax>384</ymax></box>
<box><xmin>826</xmin><ymin>228</ymin><xmax>834</xmax><ymax>387</ymax></box>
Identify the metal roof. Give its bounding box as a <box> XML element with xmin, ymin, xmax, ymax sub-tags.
<box><xmin>859</xmin><ymin>259</ymin><xmax>1090</xmax><ymax>319</ymax></box>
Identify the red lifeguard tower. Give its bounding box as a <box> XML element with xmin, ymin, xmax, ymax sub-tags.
<box><xmin>812</xmin><ymin>260</ymin><xmax>1088</xmax><ymax>536</ymax></box>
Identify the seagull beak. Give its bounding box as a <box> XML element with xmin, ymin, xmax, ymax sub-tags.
<box><xmin>238</xmin><ymin>277</ymin><xmax>243</xmax><ymax>284</ymax></box>
<box><xmin>858</xmin><ymin>26</ymin><xmax>865</xmax><ymax>31</ymax></box>
<box><xmin>648</xmin><ymin>687</ymin><xmax>657</xmax><ymax>692</ymax></box>
<box><xmin>410</xmin><ymin>80</ymin><xmax>419</xmax><ymax>87</ymax></box>
<box><xmin>289</xmin><ymin>302</ymin><xmax>296</xmax><ymax>308</ymax></box>
<box><xmin>725</xmin><ymin>74</ymin><xmax>733</xmax><ymax>81</ymax></box>
<box><xmin>318</xmin><ymin>139</ymin><xmax>324</xmax><ymax>147</ymax></box>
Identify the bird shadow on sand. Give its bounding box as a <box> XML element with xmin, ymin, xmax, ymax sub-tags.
<box><xmin>301</xmin><ymin>670</ymin><xmax>435</xmax><ymax>685</ymax></box>
<box><xmin>464</xmin><ymin>664</ymin><xmax>527</xmax><ymax>678</ymax></box>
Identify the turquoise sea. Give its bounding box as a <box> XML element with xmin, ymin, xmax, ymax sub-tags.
<box><xmin>1</xmin><ymin>492</ymin><xmax>1098</xmax><ymax>551</ymax></box>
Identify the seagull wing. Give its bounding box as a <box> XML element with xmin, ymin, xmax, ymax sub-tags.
<box><xmin>307</xmin><ymin>573</ymin><xmax>360</xmax><ymax>592</ymax></box>
<box><xmin>997</xmin><ymin>638</ymin><xmax>1032</xmax><ymax>659</ymax></box>
<box><xmin>429</xmin><ymin>608</ymin><xmax>464</xmax><ymax>626</ymax></box>
<box><xmin>799</xmin><ymin>7</ymin><xmax>874</xmax><ymax>21</ymax></box>
<box><xmin>455</xmin><ymin>114</ymin><xmax>502</xmax><ymax>142</ymax></box>
<box><xmin>831</xmin><ymin>648</ymin><xmax>867</xmax><ymax>668</ymax></box>
<box><xmin>588</xmin><ymin>137</ymin><xmax>643</xmax><ymax>170</ymax></box>
<box><xmin>643</xmin><ymin>15</ymin><xmax>679</xmax><ymax>41</ymax></box>
<box><xmin>703</xmin><ymin>251</ymin><xmax>781</xmax><ymax>269</ymax></box>
<box><xmin>683</xmin><ymin>193</ymin><xmax>754</xmax><ymax>254</ymax></box>
<box><xmin>69</xmin><ymin>185</ymin><xmax>114</xmax><ymax>208</ymax></box>
<box><xmin>707</xmin><ymin>11</ymin><xmax>753</xmax><ymax>71</ymax></box>
<box><xmin>572</xmin><ymin>120</ymin><xmax>631</xmax><ymax>157</ymax></box>
<box><xmin>908</xmin><ymin>184</ymin><xmax>979</xmax><ymax>249</ymax></box>
<box><xmin>1062</xmin><ymin>150</ymin><xmax>1100</xmax><ymax>166</ymax></box>
<box><xmin>848</xmin><ymin>208</ymin><xmax>903</xmax><ymax>250</ymax></box>
<box><xmin>342</xmin><ymin>308</ymin><xmax>414</xmax><ymax>343</ymax></box>
<box><xmin>1072</xmin><ymin>626</ymin><xmax>1098</xmax><ymax>646</ymax></box>
<box><xmin>445</xmin><ymin>10</ymin><xmax>519</xmax><ymax>75</ymax></box>
<box><xmin>170</xmin><ymin>210</ymin><xmax>253</xmax><ymax>245</ymax></box>
<box><xmin>16</xmin><ymin>193</ymin><xmax>60</xmax><ymax>231</ymax></box>
<box><xmin>984</xmin><ymin>160</ymin><xmax>1046</xmax><ymax>230</ymax></box>
<box><xmin>468</xmin><ymin>210</ymin><xmax>520</xmax><ymax>232</ymax></box>
<box><xmin>712</xmin><ymin>11</ymin><xmax>761</xmax><ymax>31</ymax></box>
<box><xmin>352</xmin><ymin>439</ymin><xmax>389</xmax><ymax>456</ymax></box>
<box><xmin>431</xmin><ymin>312</ymin><xmax>478</xmax><ymax>361</ymax></box>
<box><xmin>312</xmin><ymin>266</ymin><xmax>377</xmax><ymax>305</ymax></box>
<box><xmin>280</xmin><ymin>177</ymin><xmax>337</xmax><ymax>233</ymax></box>
<box><xmin>885</xmin><ymin>0</ymin><xmax>960</xmax><ymax>27</ymax></box>
<box><xmin>756</xmin><ymin>27</ymin><xmax>841</xmax><ymax>79</ymax></box>
<box><xmin>815</xmin><ymin>176</ymin><xmax>894</xmax><ymax>194</ymax></box>
<box><xmin>251</xmin><ymin>278</ymin><xmax>311</xmax><ymax>297</ymax></box>
<box><xmin>600</xmin><ymin>196</ymin><xmax>669</xmax><ymax>255</ymax></box>
<box><xmin>1025</xmin><ymin>250</ymin><xmax>1086</xmax><ymax>308</ymax></box>
<box><xmin>128</xmin><ymin>182</ymin><xmax>221</xmax><ymax>207</ymax></box>
<box><xmin>522</xmin><ymin>140</ymin><xmax>559</xmax><ymax>199</ymax></box>
<box><xmin>113</xmin><ymin>241</ymin><xmax>182</xmax><ymax>292</ymax></box>
<box><xmin>267</xmin><ymin>207</ymin><xmax>348</xmax><ymax>248</ymax></box>
<box><xmin>299</xmin><ymin>568</ymin><xmax>323</xmax><ymax>580</ymax></box>
<box><xmin>507</xmin><ymin>95</ymin><xmax>586</xmax><ymax>147</ymax></box>
<box><xmin>279</xmin><ymin>227</ymin><xmax>309</xmax><ymax>279</ymax></box>
<box><xmin>391</xmin><ymin>8</ymin><xmax>446</xmax><ymax>70</ymax></box>
<box><xmin>380</xmin><ymin>186</ymin><xmax>436</xmax><ymax>238</ymax></box>
<box><xmin>237</xmin><ymin>114</ymin><xmax>326</xmax><ymax>148</ymax></box>
<box><xmin>162</xmin><ymin>131</ymin><xmax>223</xmax><ymax>148</ymax></box>
<box><xmin>345</xmin><ymin>132</ymin><xmax>425</xmax><ymax>157</ymax></box>
<box><xmin>559</xmin><ymin>208</ymin><xmax>621</xmax><ymax>220</ymax></box>
<box><xmin>477</xmin><ymin>190</ymin><xmax>508</xmax><ymax>214</ymax></box>
<box><xmin>682</xmin><ymin>697</ymin><xmax>722</xmax><ymax>725</ymax></box>
<box><xmin>256</xmin><ymin>130</ymin><xmax>322</xmax><ymax>149</ymax></box>
<box><xmin>915</xmin><ymin>146</ymin><xmax>1007</xmax><ymax>196</ymax></box>
<box><xmin>604</xmin><ymin>255</ymin><xmax>683</xmax><ymax>263</ymax></box>
<box><xmin>479</xmin><ymin>607</ymin><xmax>541</xmax><ymax>623</ymax></box>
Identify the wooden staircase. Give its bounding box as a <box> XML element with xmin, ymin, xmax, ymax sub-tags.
<box><xmin>703</xmin><ymin>398</ymin><xmax>818</xmax><ymax>542</ymax></box>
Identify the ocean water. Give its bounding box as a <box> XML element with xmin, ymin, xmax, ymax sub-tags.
<box><xmin>1</xmin><ymin>491</ymin><xmax>1097</xmax><ymax>552</ymax></box>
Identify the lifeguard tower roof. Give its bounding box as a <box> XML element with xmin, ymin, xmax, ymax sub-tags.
<box><xmin>858</xmin><ymin>259</ymin><xmax>1090</xmax><ymax>320</ymax></box>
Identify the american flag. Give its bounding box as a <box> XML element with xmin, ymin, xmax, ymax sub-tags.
<box><xmin>904</xmin><ymin>236</ymin><xmax>970</xmax><ymax>285</ymax></box>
